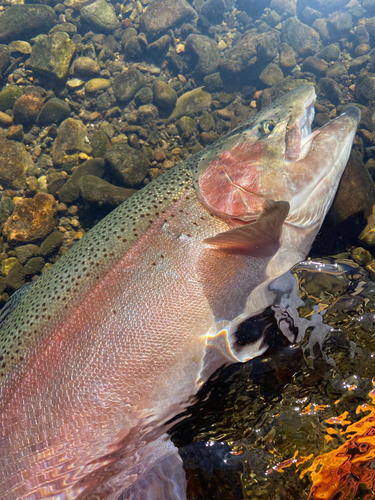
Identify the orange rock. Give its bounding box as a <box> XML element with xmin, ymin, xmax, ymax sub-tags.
<box><xmin>4</xmin><ymin>193</ymin><xmax>56</xmax><ymax>242</ymax></box>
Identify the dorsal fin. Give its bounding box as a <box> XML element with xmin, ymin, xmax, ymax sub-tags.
<box><xmin>0</xmin><ymin>281</ymin><xmax>34</xmax><ymax>332</ymax></box>
<box><xmin>204</xmin><ymin>199</ymin><xmax>290</xmax><ymax>257</ymax></box>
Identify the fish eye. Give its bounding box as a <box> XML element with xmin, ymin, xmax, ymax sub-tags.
<box><xmin>261</xmin><ymin>121</ymin><xmax>275</xmax><ymax>134</ymax></box>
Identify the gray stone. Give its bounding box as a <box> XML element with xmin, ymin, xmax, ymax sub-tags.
<box><xmin>105</xmin><ymin>144</ymin><xmax>150</xmax><ymax>186</ymax></box>
<box><xmin>153</xmin><ymin>79</ymin><xmax>177</xmax><ymax>113</ymax></box>
<box><xmin>140</xmin><ymin>0</ymin><xmax>197</xmax><ymax>42</ymax></box>
<box><xmin>0</xmin><ymin>5</ymin><xmax>56</xmax><ymax>44</ymax></box>
<box><xmin>51</xmin><ymin>118</ymin><xmax>92</xmax><ymax>166</ymax></box>
<box><xmin>73</xmin><ymin>57</ymin><xmax>100</xmax><ymax>77</ymax></box>
<box><xmin>58</xmin><ymin>158</ymin><xmax>105</xmax><ymax>203</ymax></box>
<box><xmin>185</xmin><ymin>34</ymin><xmax>220</xmax><ymax>75</ymax></box>
<box><xmin>328</xmin><ymin>11</ymin><xmax>352</xmax><ymax>39</ymax></box>
<box><xmin>113</xmin><ymin>69</ymin><xmax>146</xmax><ymax>103</ymax></box>
<box><xmin>124</xmin><ymin>36</ymin><xmax>143</xmax><ymax>60</ymax></box>
<box><xmin>136</xmin><ymin>104</ymin><xmax>158</xmax><ymax>125</ymax></box>
<box><xmin>37</xmin><ymin>98</ymin><xmax>71</xmax><ymax>126</ymax></box>
<box><xmin>301</xmin><ymin>6</ymin><xmax>322</xmax><ymax>24</ymax></box>
<box><xmin>318</xmin><ymin>43</ymin><xmax>340</xmax><ymax>62</ymax></box>
<box><xmin>203</xmin><ymin>72</ymin><xmax>223</xmax><ymax>92</ymax></box>
<box><xmin>281</xmin><ymin>17</ymin><xmax>321</xmax><ymax>56</ymax></box>
<box><xmin>170</xmin><ymin>87</ymin><xmax>212</xmax><ymax>120</ymax></box>
<box><xmin>80</xmin><ymin>0</ymin><xmax>120</xmax><ymax>32</ymax></box>
<box><xmin>279</xmin><ymin>43</ymin><xmax>297</xmax><ymax>69</ymax></box>
<box><xmin>24</xmin><ymin>256</ymin><xmax>45</xmax><ymax>275</ymax></box>
<box><xmin>270</xmin><ymin>0</ymin><xmax>297</xmax><ymax>17</ymax></box>
<box><xmin>40</xmin><ymin>231</ymin><xmax>64</xmax><ymax>256</ymax></box>
<box><xmin>319</xmin><ymin>78</ymin><xmax>343</xmax><ymax>105</ymax></box>
<box><xmin>259</xmin><ymin>63</ymin><xmax>284</xmax><ymax>86</ymax></box>
<box><xmin>79</xmin><ymin>175</ymin><xmax>137</xmax><ymax>206</ymax></box>
<box><xmin>14</xmin><ymin>244</ymin><xmax>41</xmax><ymax>265</ymax></box>
<box><xmin>27</xmin><ymin>32</ymin><xmax>76</xmax><ymax>81</ymax></box>
<box><xmin>198</xmin><ymin>112</ymin><xmax>215</xmax><ymax>132</ymax></box>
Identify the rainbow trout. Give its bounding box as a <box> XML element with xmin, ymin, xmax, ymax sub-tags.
<box><xmin>0</xmin><ymin>86</ymin><xmax>360</xmax><ymax>499</ymax></box>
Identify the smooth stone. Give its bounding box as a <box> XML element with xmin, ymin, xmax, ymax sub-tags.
<box><xmin>73</xmin><ymin>56</ymin><xmax>100</xmax><ymax>77</ymax></box>
<box><xmin>91</xmin><ymin>130</ymin><xmax>111</xmax><ymax>157</ymax></box>
<box><xmin>6</xmin><ymin>262</ymin><xmax>25</xmax><ymax>291</ymax></box>
<box><xmin>259</xmin><ymin>63</ymin><xmax>284</xmax><ymax>86</ymax></box>
<box><xmin>0</xmin><ymin>138</ymin><xmax>32</xmax><ymax>189</ymax></box>
<box><xmin>176</xmin><ymin>116</ymin><xmax>196</xmax><ymax>138</ymax></box>
<box><xmin>8</xmin><ymin>40</ymin><xmax>31</xmax><ymax>54</ymax></box>
<box><xmin>80</xmin><ymin>0</ymin><xmax>120</xmax><ymax>32</ymax></box>
<box><xmin>27</xmin><ymin>32</ymin><xmax>76</xmax><ymax>81</ymax></box>
<box><xmin>66</xmin><ymin>78</ymin><xmax>85</xmax><ymax>89</ymax></box>
<box><xmin>58</xmin><ymin>158</ymin><xmax>105</xmax><ymax>203</ymax></box>
<box><xmin>79</xmin><ymin>175</ymin><xmax>137</xmax><ymax>206</ymax></box>
<box><xmin>147</xmin><ymin>35</ymin><xmax>171</xmax><ymax>62</ymax></box>
<box><xmin>152</xmin><ymin>79</ymin><xmax>177</xmax><ymax>112</ymax></box>
<box><xmin>0</xmin><ymin>111</ymin><xmax>13</xmax><ymax>126</ymax></box>
<box><xmin>318</xmin><ymin>43</ymin><xmax>340</xmax><ymax>62</ymax></box>
<box><xmin>136</xmin><ymin>104</ymin><xmax>159</xmax><ymax>125</ymax></box>
<box><xmin>0</xmin><ymin>5</ymin><xmax>56</xmax><ymax>43</ymax></box>
<box><xmin>85</xmin><ymin>78</ymin><xmax>111</xmax><ymax>93</ymax></box>
<box><xmin>185</xmin><ymin>34</ymin><xmax>220</xmax><ymax>75</ymax></box>
<box><xmin>135</xmin><ymin>87</ymin><xmax>153</xmax><ymax>106</ymax></box>
<box><xmin>24</xmin><ymin>256</ymin><xmax>45</xmax><ymax>275</ymax></box>
<box><xmin>37</xmin><ymin>98</ymin><xmax>71</xmax><ymax>126</ymax></box>
<box><xmin>113</xmin><ymin>69</ymin><xmax>146</xmax><ymax>103</ymax></box>
<box><xmin>200</xmin><ymin>0</ymin><xmax>224</xmax><ymax>24</ymax></box>
<box><xmin>319</xmin><ymin>77</ymin><xmax>343</xmax><ymax>105</ymax></box>
<box><xmin>40</xmin><ymin>231</ymin><xmax>64</xmax><ymax>256</ymax></box>
<box><xmin>105</xmin><ymin>144</ymin><xmax>151</xmax><ymax>186</ymax></box>
<box><xmin>198</xmin><ymin>112</ymin><xmax>215</xmax><ymax>132</ymax></box>
<box><xmin>170</xmin><ymin>87</ymin><xmax>212</xmax><ymax>120</ymax></box>
<box><xmin>14</xmin><ymin>244</ymin><xmax>41</xmax><ymax>265</ymax></box>
<box><xmin>51</xmin><ymin>118</ymin><xmax>92</xmax><ymax>166</ymax></box>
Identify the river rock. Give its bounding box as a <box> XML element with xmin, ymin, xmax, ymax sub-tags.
<box><xmin>105</xmin><ymin>144</ymin><xmax>150</xmax><ymax>186</ymax></box>
<box><xmin>147</xmin><ymin>35</ymin><xmax>171</xmax><ymax>62</ymax></box>
<box><xmin>113</xmin><ymin>69</ymin><xmax>146</xmax><ymax>103</ymax></box>
<box><xmin>301</xmin><ymin>56</ymin><xmax>328</xmax><ymax>76</ymax></box>
<box><xmin>0</xmin><ymin>139</ymin><xmax>32</xmax><ymax>189</ymax></box>
<box><xmin>152</xmin><ymin>79</ymin><xmax>177</xmax><ymax>113</ymax></box>
<box><xmin>73</xmin><ymin>56</ymin><xmax>100</xmax><ymax>77</ymax></box>
<box><xmin>319</xmin><ymin>77</ymin><xmax>343</xmax><ymax>105</ymax></box>
<box><xmin>170</xmin><ymin>87</ymin><xmax>212</xmax><ymax>120</ymax></box>
<box><xmin>200</xmin><ymin>0</ymin><xmax>225</xmax><ymax>24</ymax></box>
<box><xmin>124</xmin><ymin>36</ymin><xmax>144</xmax><ymax>60</ymax></box>
<box><xmin>3</xmin><ymin>193</ymin><xmax>56</xmax><ymax>243</ymax></box>
<box><xmin>259</xmin><ymin>63</ymin><xmax>284</xmax><ymax>86</ymax></box>
<box><xmin>260</xmin><ymin>79</ymin><xmax>313</xmax><ymax>108</ymax></box>
<box><xmin>40</xmin><ymin>231</ymin><xmax>64</xmax><ymax>256</ymax></box>
<box><xmin>317</xmin><ymin>43</ymin><xmax>340</xmax><ymax>62</ymax></box>
<box><xmin>281</xmin><ymin>17</ymin><xmax>321</xmax><ymax>55</ymax></box>
<box><xmin>355</xmin><ymin>69</ymin><xmax>375</xmax><ymax>104</ymax></box>
<box><xmin>24</xmin><ymin>256</ymin><xmax>45</xmax><ymax>275</ymax></box>
<box><xmin>0</xmin><ymin>5</ymin><xmax>57</xmax><ymax>44</ymax></box>
<box><xmin>79</xmin><ymin>175</ymin><xmax>137</xmax><ymax>206</ymax></box>
<box><xmin>85</xmin><ymin>78</ymin><xmax>111</xmax><ymax>93</ymax></box>
<box><xmin>58</xmin><ymin>158</ymin><xmax>105</xmax><ymax>203</ymax></box>
<box><xmin>51</xmin><ymin>118</ymin><xmax>92</xmax><ymax>166</ymax></box>
<box><xmin>0</xmin><ymin>85</ymin><xmax>23</xmax><ymax>112</ymax></box>
<box><xmin>6</xmin><ymin>262</ymin><xmax>25</xmax><ymax>291</ymax></box>
<box><xmin>91</xmin><ymin>130</ymin><xmax>111</xmax><ymax>157</ymax></box>
<box><xmin>270</xmin><ymin>0</ymin><xmax>297</xmax><ymax>17</ymax></box>
<box><xmin>185</xmin><ymin>34</ymin><xmax>220</xmax><ymax>75</ymax></box>
<box><xmin>36</xmin><ymin>98</ymin><xmax>71</xmax><ymax>126</ymax></box>
<box><xmin>0</xmin><ymin>45</ymin><xmax>10</xmax><ymax>78</ymax></box>
<box><xmin>135</xmin><ymin>87</ymin><xmax>153</xmax><ymax>106</ymax></box>
<box><xmin>139</xmin><ymin>0</ymin><xmax>197</xmax><ymax>42</ymax></box>
<box><xmin>328</xmin><ymin>11</ymin><xmax>352</xmax><ymax>39</ymax></box>
<box><xmin>15</xmin><ymin>244</ymin><xmax>41</xmax><ymax>265</ymax></box>
<box><xmin>80</xmin><ymin>0</ymin><xmax>120</xmax><ymax>32</ymax></box>
<box><xmin>219</xmin><ymin>31</ymin><xmax>279</xmax><ymax>85</ymax></box>
<box><xmin>279</xmin><ymin>42</ymin><xmax>297</xmax><ymax>69</ymax></box>
<box><xmin>136</xmin><ymin>105</ymin><xmax>158</xmax><ymax>125</ymax></box>
<box><xmin>176</xmin><ymin>116</ymin><xmax>196</xmax><ymax>138</ymax></box>
<box><xmin>27</xmin><ymin>32</ymin><xmax>76</xmax><ymax>82</ymax></box>
<box><xmin>13</xmin><ymin>92</ymin><xmax>44</xmax><ymax>126</ymax></box>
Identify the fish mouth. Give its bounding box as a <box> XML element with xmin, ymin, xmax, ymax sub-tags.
<box><xmin>285</xmin><ymin>87</ymin><xmax>316</xmax><ymax>161</ymax></box>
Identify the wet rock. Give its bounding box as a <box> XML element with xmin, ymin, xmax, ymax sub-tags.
<box><xmin>105</xmin><ymin>144</ymin><xmax>150</xmax><ymax>186</ymax></box>
<box><xmin>0</xmin><ymin>85</ymin><xmax>23</xmax><ymax>112</ymax></box>
<box><xmin>113</xmin><ymin>69</ymin><xmax>146</xmax><ymax>103</ymax></box>
<box><xmin>203</xmin><ymin>72</ymin><xmax>223</xmax><ymax>92</ymax></box>
<box><xmin>265</xmin><ymin>9</ymin><xmax>282</xmax><ymax>27</ymax></box>
<box><xmin>198</xmin><ymin>112</ymin><xmax>215</xmax><ymax>132</ymax></box>
<box><xmin>185</xmin><ymin>34</ymin><xmax>220</xmax><ymax>75</ymax></box>
<box><xmin>14</xmin><ymin>244</ymin><xmax>41</xmax><ymax>265</ymax></box>
<box><xmin>260</xmin><ymin>79</ymin><xmax>312</xmax><ymax>108</ymax></box>
<box><xmin>51</xmin><ymin>118</ymin><xmax>92</xmax><ymax>166</ymax></box>
<box><xmin>85</xmin><ymin>78</ymin><xmax>111</xmax><ymax>93</ymax></box>
<box><xmin>24</xmin><ymin>257</ymin><xmax>45</xmax><ymax>275</ymax></box>
<box><xmin>355</xmin><ymin>69</ymin><xmax>375</xmax><ymax>104</ymax></box>
<box><xmin>73</xmin><ymin>56</ymin><xmax>100</xmax><ymax>77</ymax></box>
<box><xmin>13</xmin><ymin>92</ymin><xmax>44</xmax><ymax>127</ymax></box>
<box><xmin>200</xmin><ymin>0</ymin><xmax>225</xmax><ymax>24</ymax></box>
<box><xmin>140</xmin><ymin>0</ymin><xmax>197</xmax><ymax>42</ymax></box>
<box><xmin>312</xmin><ymin>18</ymin><xmax>330</xmax><ymax>42</ymax></box>
<box><xmin>91</xmin><ymin>130</ymin><xmax>111</xmax><ymax>157</ymax></box>
<box><xmin>0</xmin><ymin>111</ymin><xmax>12</xmax><ymax>126</ymax></box>
<box><xmin>200</xmin><ymin>131</ymin><xmax>220</xmax><ymax>145</ymax></box>
<box><xmin>6</xmin><ymin>262</ymin><xmax>25</xmax><ymax>291</ymax></box>
<box><xmin>27</xmin><ymin>32</ymin><xmax>76</xmax><ymax>82</ymax></box>
<box><xmin>0</xmin><ymin>45</ymin><xmax>10</xmax><ymax>78</ymax></box>
<box><xmin>147</xmin><ymin>35</ymin><xmax>171</xmax><ymax>62</ymax></box>
<box><xmin>47</xmin><ymin>171</ymin><xmax>66</xmax><ymax>196</ymax></box>
<box><xmin>96</xmin><ymin>92</ymin><xmax>111</xmax><ymax>111</ymax></box>
<box><xmin>36</xmin><ymin>98</ymin><xmax>71</xmax><ymax>126</ymax></box>
<box><xmin>301</xmin><ymin>6</ymin><xmax>323</xmax><ymax>24</ymax></box>
<box><xmin>6</xmin><ymin>124</ymin><xmax>23</xmax><ymax>141</ymax></box>
<box><xmin>58</xmin><ymin>158</ymin><xmax>105</xmax><ymax>203</ymax></box>
<box><xmin>40</xmin><ymin>231</ymin><xmax>63</xmax><ymax>256</ymax></box>
<box><xmin>0</xmin><ymin>139</ymin><xmax>32</xmax><ymax>189</ymax></box>
<box><xmin>317</xmin><ymin>43</ymin><xmax>340</xmax><ymax>62</ymax></box>
<box><xmin>176</xmin><ymin>116</ymin><xmax>196</xmax><ymax>138</ymax></box>
<box><xmin>79</xmin><ymin>175</ymin><xmax>137</xmax><ymax>206</ymax></box>
<box><xmin>9</xmin><ymin>41</ymin><xmax>32</xmax><ymax>55</ymax></box>
<box><xmin>328</xmin><ymin>151</ymin><xmax>375</xmax><ymax>226</ymax></box>
<box><xmin>350</xmin><ymin>55</ymin><xmax>371</xmax><ymax>73</ymax></box>
<box><xmin>281</xmin><ymin>17</ymin><xmax>321</xmax><ymax>56</ymax></box>
<box><xmin>259</xmin><ymin>63</ymin><xmax>284</xmax><ymax>87</ymax></box>
<box><xmin>152</xmin><ymin>79</ymin><xmax>177</xmax><ymax>113</ymax></box>
<box><xmin>136</xmin><ymin>104</ymin><xmax>158</xmax><ymax>125</ymax></box>
<box><xmin>3</xmin><ymin>193</ymin><xmax>56</xmax><ymax>243</ymax></box>
<box><xmin>270</xmin><ymin>0</ymin><xmax>297</xmax><ymax>18</ymax></box>
<box><xmin>325</xmin><ymin>62</ymin><xmax>348</xmax><ymax>79</ymax></box>
<box><xmin>301</xmin><ymin>56</ymin><xmax>328</xmax><ymax>76</ymax></box>
<box><xmin>279</xmin><ymin>42</ymin><xmax>297</xmax><ymax>69</ymax></box>
<box><xmin>319</xmin><ymin>77</ymin><xmax>343</xmax><ymax>105</ymax></box>
<box><xmin>80</xmin><ymin>0</ymin><xmax>120</xmax><ymax>32</ymax></box>
<box><xmin>219</xmin><ymin>31</ymin><xmax>279</xmax><ymax>85</ymax></box>
<box><xmin>170</xmin><ymin>87</ymin><xmax>212</xmax><ymax>120</ymax></box>
<box><xmin>328</xmin><ymin>11</ymin><xmax>352</xmax><ymax>39</ymax></box>
<box><xmin>0</xmin><ymin>5</ymin><xmax>56</xmax><ymax>44</ymax></box>
<box><xmin>124</xmin><ymin>36</ymin><xmax>144</xmax><ymax>60</ymax></box>
<box><xmin>135</xmin><ymin>87</ymin><xmax>153</xmax><ymax>107</ymax></box>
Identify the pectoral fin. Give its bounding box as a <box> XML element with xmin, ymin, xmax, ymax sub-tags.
<box><xmin>204</xmin><ymin>199</ymin><xmax>290</xmax><ymax>257</ymax></box>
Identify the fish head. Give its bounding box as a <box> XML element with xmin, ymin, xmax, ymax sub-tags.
<box><xmin>195</xmin><ymin>85</ymin><xmax>360</xmax><ymax>230</ymax></box>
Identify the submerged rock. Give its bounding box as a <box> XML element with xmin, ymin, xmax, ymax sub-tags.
<box><xmin>105</xmin><ymin>144</ymin><xmax>150</xmax><ymax>186</ymax></box>
<box><xmin>0</xmin><ymin>138</ymin><xmax>32</xmax><ymax>189</ymax></box>
<box><xmin>153</xmin><ymin>79</ymin><xmax>177</xmax><ymax>113</ymax></box>
<box><xmin>40</xmin><ymin>231</ymin><xmax>64</xmax><ymax>257</ymax></box>
<box><xmin>73</xmin><ymin>57</ymin><xmax>101</xmax><ymax>77</ymax></box>
<box><xmin>170</xmin><ymin>87</ymin><xmax>212</xmax><ymax>120</ymax></box>
<box><xmin>140</xmin><ymin>0</ymin><xmax>197</xmax><ymax>41</ymax></box>
<box><xmin>281</xmin><ymin>17</ymin><xmax>321</xmax><ymax>55</ymax></box>
<box><xmin>185</xmin><ymin>34</ymin><xmax>220</xmax><ymax>75</ymax></box>
<box><xmin>36</xmin><ymin>98</ymin><xmax>71</xmax><ymax>126</ymax></box>
<box><xmin>57</xmin><ymin>158</ymin><xmax>105</xmax><ymax>204</ymax></box>
<box><xmin>27</xmin><ymin>32</ymin><xmax>76</xmax><ymax>82</ymax></box>
<box><xmin>113</xmin><ymin>69</ymin><xmax>146</xmax><ymax>103</ymax></box>
<box><xmin>0</xmin><ymin>86</ymin><xmax>23</xmax><ymax>112</ymax></box>
<box><xmin>51</xmin><ymin>118</ymin><xmax>92</xmax><ymax>166</ymax></box>
<box><xmin>0</xmin><ymin>45</ymin><xmax>11</xmax><ymax>78</ymax></box>
<box><xmin>79</xmin><ymin>175</ymin><xmax>137</xmax><ymax>206</ymax></box>
<box><xmin>4</xmin><ymin>193</ymin><xmax>56</xmax><ymax>243</ymax></box>
<box><xmin>13</xmin><ymin>92</ymin><xmax>44</xmax><ymax>127</ymax></box>
<box><xmin>0</xmin><ymin>5</ymin><xmax>56</xmax><ymax>44</ymax></box>
<box><xmin>80</xmin><ymin>0</ymin><xmax>120</xmax><ymax>32</ymax></box>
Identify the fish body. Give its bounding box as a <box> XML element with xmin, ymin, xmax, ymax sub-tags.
<box><xmin>0</xmin><ymin>86</ymin><xmax>360</xmax><ymax>499</ymax></box>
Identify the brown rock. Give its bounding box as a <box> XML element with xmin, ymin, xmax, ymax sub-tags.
<box><xmin>5</xmin><ymin>124</ymin><xmax>23</xmax><ymax>141</ymax></box>
<box><xmin>13</xmin><ymin>92</ymin><xmax>44</xmax><ymax>126</ymax></box>
<box><xmin>4</xmin><ymin>193</ymin><xmax>56</xmax><ymax>242</ymax></box>
<box><xmin>0</xmin><ymin>138</ymin><xmax>31</xmax><ymax>189</ymax></box>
